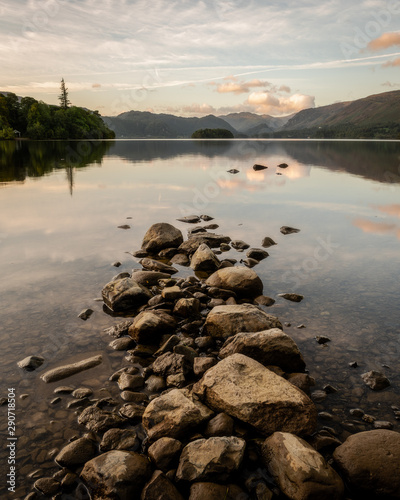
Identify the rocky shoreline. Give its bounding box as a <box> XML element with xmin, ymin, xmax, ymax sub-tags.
<box><xmin>22</xmin><ymin>220</ymin><xmax>400</xmax><ymax>499</ymax></box>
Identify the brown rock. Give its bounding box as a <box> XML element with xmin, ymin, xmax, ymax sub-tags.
<box><xmin>128</xmin><ymin>310</ymin><xmax>176</xmax><ymax>344</ymax></box>
<box><xmin>141</xmin><ymin>470</ymin><xmax>185</xmax><ymax>500</ymax></box>
<box><xmin>205</xmin><ymin>267</ymin><xmax>263</xmax><ymax>298</ymax></box>
<box><xmin>141</xmin><ymin>223</ymin><xmax>183</xmax><ymax>253</ymax></box>
<box><xmin>148</xmin><ymin>437</ymin><xmax>183</xmax><ymax>472</ymax></box>
<box><xmin>102</xmin><ymin>277</ymin><xmax>152</xmax><ymax>313</ymax></box>
<box><xmin>55</xmin><ymin>436</ymin><xmax>97</xmax><ymax>468</ymax></box>
<box><xmin>189</xmin><ymin>482</ymin><xmax>248</xmax><ymax>500</ymax></box>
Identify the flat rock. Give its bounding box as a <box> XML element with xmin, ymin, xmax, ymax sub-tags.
<box><xmin>140</xmin><ymin>257</ymin><xmax>178</xmax><ymax>275</ymax></box>
<box><xmin>333</xmin><ymin>429</ymin><xmax>400</xmax><ymax>498</ymax></box>
<box><xmin>102</xmin><ymin>277</ymin><xmax>152</xmax><ymax>313</ymax></box>
<box><xmin>254</xmin><ymin>295</ymin><xmax>275</xmax><ymax>307</ymax></box>
<box><xmin>219</xmin><ymin>329</ymin><xmax>306</xmax><ymax>372</ymax></box>
<box><xmin>188</xmin><ymin>232</ymin><xmax>231</xmax><ymax>249</ymax></box>
<box><xmin>55</xmin><ymin>436</ymin><xmax>97</xmax><ymax>468</ymax></box>
<box><xmin>193</xmin><ymin>353</ymin><xmax>317</xmax><ymax>436</ymax></box>
<box><xmin>191</xmin><ymin>243</ymin><xmax>220</xmax><ymax>273</ymax></box>
<box><xmin>80</xmin><ymin>450</ymin><xmax>152</xmax><ymax>499</ymax></box>
<box><xmin>131</xmin><ymin>270</ymin><xmax>171</xmax><ymax>286</ymax></box>
<box><xmin>173</xmin><ymin>297</ymin><xmax>201</xmax><ymax>317</ymax></box>
<box><xmin>361</xmin><ymin>370</ymin><xmax>390</xmax><ymax>390</ymax></box>
<box><xmin>280</xmin><ymin>226</ymin><xmax>300</xmax><ymax>235</ymax></box>
<box><xmin>152</xmin><ymin>352</ymin><xmax>192</xmax><ymax>378</ymax></box>
<box><xmin>205</xmin><ymin>267</ymin><xmax>263</xmax><ymax>298</ymax></box>
<box><xmin>141</xmin><ymin>222</ymin><xmax>183</xmax><ymax>253</ymax></box>
<box><xmin>142</xmin><ymin>388</ymin><xmax>214</xmax><ymax>442</ymax></box>
<box><xmin>100</xmin><ymin>428</ymin><xmax>139</xmax><ymax>452</ymax></box>
<box><xmin>104</xmin><ymin>320</ymin><xmax>133</xmax><ymax>338</ymax></box>
<box><xmin>278</xmin><ymin>293</ymin><xmax>304</xmax><ymax>303</ymax></box>
<box><xmin>17</xmin><ymin>355</ymin><xmax>44</xmax><ymax>371</ymax></box>
<box><xmin>253</xmin><ymin>164</ymin><xmax>268</xmax><ymax>170</ymax></box>
<box><xmin>128</xmin><ymin>310</ymin><xmax>176</xmax><ymax>344</ymax></box>
<box><xmin>142</xmin><ymin>470</ymin><xmax>185</xmax><ymax>500</ymax></box>
<box><xmin>262</xmin><ymin>432</ymin><xmax>344</xmax><ymax>500</ymax></box>
<box><xmin>205</xmin><ymin>304</ymin><xmax>282</xmax><ymax>339</ymax></box>
<box><xmin>41</xmin><ymin>355</ymin><xmax>102</xmax><ymax>383</ymax></box>
<box><xmin>177</xmin><ymin>215</ymin><xmax>201</xmax><ymax>223</ymax></box>
<box><xmin>278</xmin><ymin>163</ymin><xmax>289</xmax><ymax>168</ymax></box>
<box><xmin>176</xmin><ymin>436</ymin><xmax>246</xmax><ymax>482</ymax></box>
<box><xmin>78</xmin><ymin>405</ymin><xmax>126</xmax><ymax>433</ymax></box>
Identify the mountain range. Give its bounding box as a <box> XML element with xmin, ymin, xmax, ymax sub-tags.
<box><xmin>103</xmin><ymin>90</ymin><xmax>400</xmax><ymax>139</ymax></box>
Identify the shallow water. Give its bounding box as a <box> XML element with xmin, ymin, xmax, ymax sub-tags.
<box><xmin>0</xmin><ymin>139</ymin><xmax>399</xmax><ymax>497</ymax></box>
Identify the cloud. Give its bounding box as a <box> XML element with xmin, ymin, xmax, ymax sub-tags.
<box><xmin>247</xmin><ymin>92</ymin><xmax>315</xmax><ymax>115</ymax></box>
<box><xmin>181</xmin><ymin>103</ymin><xmax>217</xmax><ymax>115</ymax></box>
<box><xmin>214</xmin><ymin>79</ymin><xmax>271</xmax><ymax>94</ymax></box>
<box><xmin>382</xmin><ymin>57</ymin><xmax>400</xmax><ymax>67</ymax></box>
<box><xmin>373</xmin><ymin>204</ymin><xmax>400</xmax><ymax>219</ymax></box>
<box><xmin>92</xmin><ymin>83</ymin><xmax>101</xmax><ymax>88</ymax></box>
<box><xmin>368</xmin><ymin>32</ymin><xmax>400</xmax><ymax>51</ymax></box>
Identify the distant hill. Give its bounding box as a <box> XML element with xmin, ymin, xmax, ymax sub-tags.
<box><xmin>281</xmin><ymin>90</ymin><xmax>400</xmax><ymax>138</ymax></box>
<box><xmin>219</xmin><ymin>112</ymin><xmax>293</xmax><ymax>136</ymax></box>
<box><xmin>103</xmin><ymin>111</ymin><xmax>237</xmax><ymax>138</ymax></box>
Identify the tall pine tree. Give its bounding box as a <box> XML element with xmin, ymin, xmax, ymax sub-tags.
<box><xmin>59</xmin><ymin>78</ymin><xmax>71</xmax><ymax>109</ymax></box>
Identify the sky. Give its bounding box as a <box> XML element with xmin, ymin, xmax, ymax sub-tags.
<box><xmin>0</xmin><ymin>0</ymin><xmax>400</xmax><ymax>117</ymax></box>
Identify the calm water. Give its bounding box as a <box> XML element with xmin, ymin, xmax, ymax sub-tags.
<box><xmin>0</xmin><ymin>139</ymin><xmax>400</xmax><ymax>497</ymax></box>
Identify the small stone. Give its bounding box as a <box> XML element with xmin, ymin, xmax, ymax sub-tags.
<box><xmin>278</xmin><ymin>163</ymin><xmax>289</xmax><ymax>168</ymax></box>
<box><xmin>253</xmin><ymin>164</ymin><xmax>268</xmax><ymax>170</ymax></box>
<box><xmin>316</xmin><ymin>336</ymin><xmax>331</xmax><ymax>344</ymax></box>
<box><xmin>373</xmin><ymin>421</ymin><xmax>393</xmax><ymax>430</ymax></box>
<box><xmin>349</xmin><ymin>361</ymin><xmax>358</xmax><ymax>368</ymax></box>
<box><xmin>261</xmin><ymin>236</ymin><xmax>277</xmax><ymax>248</ymax></box>
<box><xmin>349</xmin><ymin>408</ymin><xmax>365</xmax><ymax>418</ymax></box>
<box><xmin>148</xmin><ymin>437</ymin><xmax>183</xmax><ymax>472</ymax></box>
<box><xmin>278</xmin><ymin>293</ymin><xmax>304</xmax><ymax>303</ymax></box>
<box><xmin>227</xmin><ymin>169</ymin><xmax>239</xmax><ymax>174</ymax></box>
<box><xmin>54</xmin><ymin>386</ymin><xmax>74</xmax><ymax>394</ymax></box>
<box><xmin>17</xmin><ymin>355</ymin><xmax>44</xmax><ymax>371</ymax></box>
<box><xmin>109</xmin><ymin>337</ymin><xmax>135</xmax><ymax>350</ymax></box>
<box><xmin>323</xmin><ymin>384</ymin><xmax>337</xmax><ymax>394</ymax></box>
<box><xmin>72</xmin><ymin>387</ymin><xmax>93</xmax><ymax>399</ymax></box>
<box><xmin>254</xmin><ymin>295</ymin><xmax>275</xmax><ymax>307</ymax></box>
<box><xmin>112</xmin><ymin>261</ymin><xmax>122</xmax><ymax>267</ymax></box>
<box><xmin>280</xmin><ymin>226</ymin><xmax>300</xmax><ymax>235</ymax></box>
<box><xmin>100</xmin><ymin>428</ymin><xmax>139</xmax><ymax>452</ymax></box>
<box><xmin>118</xmin><ymin>224</ymin><xmax>131</xmax><ymax>229</ymax></box>
<box><xmin>55</xmin><ymin>436</ymin><xmax>97</xmax><ymax>468</ymax></box>
<box><xmin>34</xmin><ymin>477</ymin><xmax>60</xmax><ymax>496</ymax></box>
<box><xmin>361</xmin><ymin>371</ymin><xmax>390</xmax><ymax>391</ymax></box>
<box><xmin>78</xmin><ymin>308</ymin><xmax>94</xmax><ymax>320</ymax></box>
<box><xmin>297</xmin><ymin>324</ymin><xmax>306</xmax><ymax>329</ymax></box>
<box><xmin>246</xmin><ymin>248</ymin><xmax>269</xmax><ymax>261</ymax></box>
<box><xmin>231</xmin><ymin>240</ymin><xmax>250</xmax><ymax>250</ymax></box>
<box><xmin>204</xmin><ymin>413</ymin><xmax>234</xmax><ymax>437</ymax></box>
<box><xmin>362</xmin><ymin>414</ymin><xmax>376</xmax><ymax>424</ymax></box>
<box><xmin>193</xmin><ymin>357</ymin><xmax>217</xmax><ymax>377</ymax></box>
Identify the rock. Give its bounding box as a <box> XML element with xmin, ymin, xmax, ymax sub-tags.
<box><xmin>280</xmin><ymin>226</ymin><xmax>300</xmax><ymax>235</ymax></box>
<box><xmin>254</xmin><ymin>295</ymin><xmax>275</xmax><ymax>307</ymax></box>
<box><xmin>100</xmin><ymin>428</ymin><xmax>139</xmax><ymax>451</ymax></box>
<box><xmin>102</xmin><ymin>277</ymin><xmax>152</xmax><ymax>313</ymax></box>
<box><xmin>109</xmin><ymin>337</ymin><xmax>135</xmax><ymax>350</ymax></box>
<box><xmin>241</xmin><ymin>257</ymin><xmax>258</xmax><ymax>268</ymax></box>
<box><xmin>278</xmin><ymin>293</ymin><xmax>304</xmax><ymax>303</ymax></box>
<box><xmin>177</xmin><ymin>215</ymin><xmax>201</xmax><ymax>223</ymax></box>
<box><xmin>118</xmin><ymin>224</ymin><xmax>131</xmax><ymax>229</ymax></box>
<box><xmin>161</xmin><ymin>286</ymin><xmax>184</xmax><ymax>301</ymax></box>
<box><xmin>170</xmin><ymin>253</ymin><xmax>190</xmax><ymax>266</ymax></box>
<box><xmin>315</xmin><ymin>335</ymin><xmax>331</xmax><ymax>344</ymax></box>
<box><xmin>261</xmin><ymin>236</ymin><xmax>277</xmax><ymax>248</ymax></box>
<box><xmin>80</xmin><ymin>450</ymin><xmax>153</xmax><ymax>499</ymax></box>
<box><xmin>193</xmin><ymin>353</ymin><xmax>317</xmax><ymax>436</ymax></box>
<box><xmin>104</xmin><ymin>320</ymin><xmax>133</xmax><ymax>338</ymax></box>
<box><xmin>154</xmin><ymin>335</ymin><xmax>181</xmax><ymax>357</ymax></box>
<box><xmin>118</xmin><ymin>402</ymin><xmax>145</xmax><ymax>420</ymax></box>
<box><xmin>142</xmin><ymin>388</ymin><xmax>214</xmax><ymax>442</ymax></box>
<box><xmin>287</xmin><ymin>373</ymin><xmax>315</xmax><ymax>395</ymax></box>
<box><xmin>191</xmin><ymin>243</ymin><xmax>221</xmax><ymax>273</ymax></box>
<box><xmin>55</xmin><ymin>436</ymin><xmax>97</xmax><ymax>468</ymax></box>
<box><xmin>131</xmin><ymin>270</ymin><xmax>172</xmax><ymax>286</ymax></box>
<box><xmin>361</xmin><ymin>370</ymin><xmax>390</xmax><ymax>390</ymax></box>
<box><xmin>193</xmin><ymin>357</ymin><xmax>218</xmax><ymax>377</ymax></box>
<box><xmin>33</xmin><ymin>477</ymin><xmax>60</xmax><ymax>496</ymax></box>
<box><xmin>117</xmin><ymin>372</ymin><xmax>144</xmax><ymax>391</ymax></box>
<box><xmin>189</xmin><ymin>482</ymin><xmax>248</xmax><ymax>500</ymax></box>
<box><xmin>278</xmin><ymin>163</ymin><xmax>289</xmax><ymax>168</ymax></box>
<box><xmin>333</xmin><ymin>429</ymin><xmax>400</xmax><ymax>498</ymax></box>
<box><xmin>231</xmin><ymin>240</ymin><xmax>250</xmax><ymax>250</ymax></box>
<box><xmin>145</xmin><ymin>374</ymin><xmax>166</xmax><ymax>393</ymax></box>
<box><xmin>78</xmin><ymin>405</ymin><xmax>126</xmax><ymax>433</ymax></box>
<box><xmin>253</xmin><ymin>164</ymin><xmax>268</xmax><ymax>170</ymax></box>
<box><xmin>41</xmin><ymin>355</ymin><xmax>102</xmax><ymax>383</ymax></box>
<box><xmin>227</xmin><ymin>169</ymin><xmax>239</xmax><ymax>174</ymax></box>
<box><xmin>219</xmin><ymin>329</ymin><xmax>306</xmax><ymax>373</ymax></box>
<box><xmin>205</xmin><ymin>304</ymin><xmax>282</xmax><ymax>339</ymax></box>
<box><xmin>173</xmin><ymin>297</ymin><xmax>201</xmax><ymax>317</ymax></box>
<box><xmin>188</xmin><ymin>226</ymin><xmax>208</xmax><ymax>235</ymax></box>
<box><xmin>374</xmin><ymin>420</ymin><xmax>393</xmax><ymax>430</ymax></box>
<box><xmin>142</xmin><ymin>222</ymin><xmax>183</xmax><ymax>253</ymax></box>
<box><xmin>128</xmin><ymin>310</ymin><xmax>176</xmax><ymax>344</ymax></box>
<box><xmin>200</xmin><ymin>214</ymin><xmax>214</xmax><ymax>221</ymax></box>
<box><xmin>17</xmin><ymin>355</ymin><xmax>44</xmax><ymax>371</ymax></box>
<box><xmin>152</xmin><ymin>352</ymin><xmax>192</xmax><ymax>378</ymax></box>
<box><xmin>174</xmin><ymin>344</ymin><xmax>198</xmax><ymax>364</ymax></box>
<box><xmin>78</xmin><ymin>308</ymin><xmax>94</xmax><ymax>320</ymax></box>
<box><xmin>72</xmin><ymin>387</ymin><xmax>93</xmax><ymax>399</ymax></box>
<box><xmin>140</xmin><ymin>257</ymin><xmax>178</xmax><ymax>275</ymax></box>
<box><xmin>246</xmin><ymin>248</ymin><xmax>269</xmax><ymax>261</ymax></box>
<box><xmin>204</xmin><ymin>413</ymin><xmax>234</xmax><ymax>437</ymax></box>
<box><xmin>262</xmin><ymin>432</ymin><xmax>344</xmax><ymax>500</ymax></box>
<box><xmin>142</xmin><ymin>470</ymin><xmax>185</xmax><ymax>500</ymax></box>
<box><xmin>205</xmin><ymin>267</ymin><xmax>263</xmax><ymax>298</ymax></box>
<box><xmin>176</xmin><ymin>436</ymin><xmax>246</xmax><ymax>482</ymax></box>
<box><xmin>148</xmin><ymin>437</ymin><xmax>183</xmax><ymax>471</ymax></box>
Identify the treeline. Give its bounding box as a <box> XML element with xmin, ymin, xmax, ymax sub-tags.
<box><xmin>191</xmin><ymin>128</ymin><xmax>234</xmax><ymax>139</ymax></box>
<box><xmin>269</xmin><ymin>123</ymin><xmax>400</xmax><ymax>140</ymax></box>
<box><xmin>0</xmin><ymin>92</ymin><xmax>115</xmax><ymax>140</ymax></box>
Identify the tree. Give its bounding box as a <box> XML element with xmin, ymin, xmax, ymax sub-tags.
<box><xmin>191</xmin><ymin>128</ymin><xmax>234</xmax><ymax>139</ymax></box>
<box><xmin>59</xmin><ymin>78</ymin><xmax>71</xmax><ymax>109</ymax></box>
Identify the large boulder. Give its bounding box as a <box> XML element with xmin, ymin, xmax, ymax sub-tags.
<box><xmin>190</xmin><ymin>243</ymin><xmax>220</xmax><ymax>273</ymax></box>
<box><xmin>206</xmin><ymin>267</ymin><xmax>263</xmax><ymax>298</ymax></box>
<box><xmin>141</xmin><ymin>222</ymin><xmax>183</xmax><ymax>253</ymax></box>
<box><xmin>205</xmin><ymin>304</ymin><xmax>282</xmax><ymax>340</ymax></box>
<box><xmin>102</xmin><ymin>277</ymin><xmax>152</xmax><ymax>313</ymax></box>
<box><xmin>193</xmin><ymin>353</ymin><xmax>316</xmax><ymax>436</ymax></box>
<box><xmin>128</xmin><ymin>310</ymin><xmax>176</xmax><ymax>344</ymax></box>
<box><xmin>80</xmin><ymin>450</ymin><xmax>152</xmax><ymax>500</ymax></box>
<box><xmin>333</xmin><ymin>429</ymin><xmax>400</xmax><ymax>498</ymax></box>
<box><xmin>219</xmin><ymin>329</ymin><xmax>305</xmax><ymax>372</ymax></box>
<box><xmin>142</xmin><ymin>388</ymin><xmax>214</xmax><ymax>442</ymax></box>
<box><xmin>176</xmin><ymin>436</ymin><xmax>246</xmax><ymax>482</ymax></box>
<box><xmin>262</xmin><ymin>432</ymin><xmax>344</xmax><ymax>500</ymax></box>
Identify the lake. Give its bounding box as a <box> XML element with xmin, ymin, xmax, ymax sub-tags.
<box><xmin>0</xmin><ymin>138</ymin><xmax>399</xmax><ymax>497</ymax></box>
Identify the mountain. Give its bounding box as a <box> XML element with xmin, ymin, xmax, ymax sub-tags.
<box><xmin>219</xmin><ymin>112</ymin><xmax>293</xmax><ymax>136</ymax></box>
<box><xmin>103</xmin><ymin>111</ymin><xmax>237</xmax><ymax>138</ymax></box>
<box><xmin>281</xmin><ymin>90</ymin><xmax>400</xmax><ymax>138</ymax></box>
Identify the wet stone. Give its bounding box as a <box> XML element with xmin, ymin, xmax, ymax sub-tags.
<box><xmin>78</xmin><ymin>405</ymin><xmax>126</xmax><ymax>433</ymax></box>
<box><xmin>17</xmin><ymin>355</ymin><xmax>45</xmax><ymax>371</ymax></box>
<box><xmin>33</xmin><ymin>477</ymin><xmax>60</xmax><ymax>495</ymax></box>
<box><xmin>280</xmin><ymin>226</ymin><xmax>300</xmax><ymax>235</ymax></box>
<box><xmin>109</xmin><ymin>337</ymin><xmax>135</xmax><ymax>350</ymax></box>
<box><xmin>316</xmin><ymin>335</ymin><xmax>331</xmax><ymax>344</ymax></box>
<box><xmin>118</xmin><ymin>403</ymin><xmax>146</xmax><ymax>421</ymax></box>
<box><xmin>78</xmin><ymin>308</ymin><xmax>94</xmax><ymax>321</ymax></box>
<box><xmin>361</xmin><ymin>370</ymin><xmax>390</xmax><ymax>391</ymax></box>
<box><xmin>72</xmin><ymin>387</ymin><xmax>93</xmax><ymax>399</ymax></box>
<box><xmin>100</xmin><ymin>428</ymin><xmax>139</xmax><ymax>452</ymax></box>
<box><xmin>104</xmin><ymin>320</ymin><xmax>133</xmax><ymax>338</ymax></box>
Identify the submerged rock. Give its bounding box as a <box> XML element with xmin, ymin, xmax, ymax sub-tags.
<box><xmin>278</xmin><ymin>293</ymin><xmax>304</xmax><ymax>303</ymax></box>
<box><xmin>193</xmin><ymin>353</ymin><xmax>317</xmax><ymax>436</ymax></box>
<box><xmin>41</xmin><ymin>355</ymin><xmax>102</xmax><ymax>383</ymax></box>
<box><xmin>102</xmin><ymin>277</ymin><xmax>152</xmax><ymax>313</ymax></box>
<box><xmin>263</xmin><ymin>432</ymin><xmax>344</xmax><ymax>500</ymax></box>
<box><xmin>361</xmin><ymin>370</ymin><xmax>390</xmax><ymax>391</ymax></box>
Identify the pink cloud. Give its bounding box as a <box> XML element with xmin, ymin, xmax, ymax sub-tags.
<box><xmin>353</xmin><ymin>218</ymin><xmax>397</xmax><ymax>235</ymax></box>
<box><xmin>382</xmin><ymin>57</ymin><xmax>400</xmax><ymax>67</ymax></box>
<box><xmin>368</xmin><ymin>32</ymin><xmax>400</xmax><ymax>51</ymax></box>
<box><xmin>247</xmin><ymin>92</ymin><xmax>314</xmax><ymax>115</ymax></box>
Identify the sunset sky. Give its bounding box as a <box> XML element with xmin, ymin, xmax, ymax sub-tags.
<box><xmin>1</xmin><ymin>0</ymin><xmax>400</xmax><ymax>117</ymax></box>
